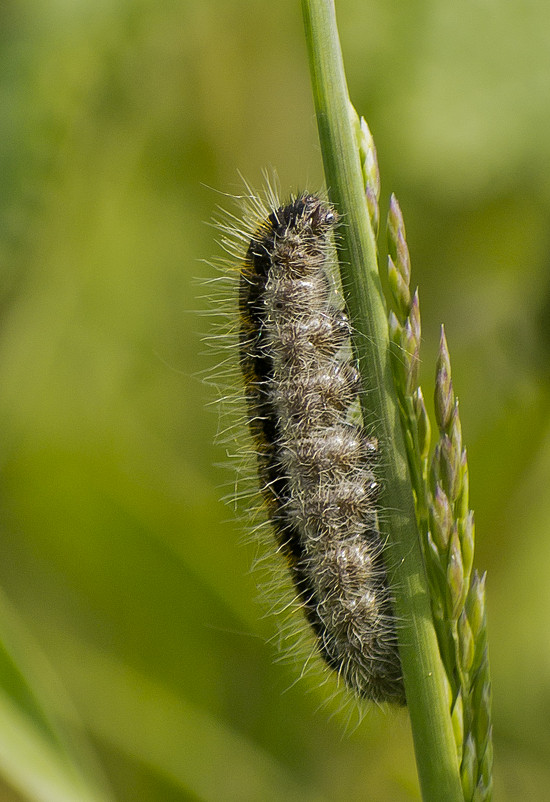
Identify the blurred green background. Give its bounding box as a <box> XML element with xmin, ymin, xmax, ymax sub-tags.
<box><xmin>0</xmin><ymin>0</ymin><xmax>549</xmax><ymax>799</ymax></box>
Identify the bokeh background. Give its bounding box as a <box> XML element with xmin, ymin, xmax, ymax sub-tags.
<box><xmin>0</xmin><ymin>0</ymin><xmax>549</xmax><ymax>799</ymax></box>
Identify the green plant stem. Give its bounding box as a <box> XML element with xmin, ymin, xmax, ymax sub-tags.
<box><xmin>301</xmin><ymin>2</ymin><xmax>463</xmax><ymax>799</ymax></box>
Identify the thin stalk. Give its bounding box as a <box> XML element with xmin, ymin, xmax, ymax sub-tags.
<box><xmin>301</xmin><ymin>1</ymin><xmax>463</xmax><ymax>799</ymax></box>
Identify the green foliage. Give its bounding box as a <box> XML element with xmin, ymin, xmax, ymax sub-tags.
<box><xmin>303</xmin><ymin>2</ymin><xmax>464</xmax><ymax>795</ymax></box>
<box><xmin>386</xmin><ymin>199</ymin><xmax>493</xmax><ymax>799</ymax></box>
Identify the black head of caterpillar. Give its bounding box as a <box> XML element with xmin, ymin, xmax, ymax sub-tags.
<box><xmin>238</xmin><ymin>192</ymin><xmax>405</xmax><ymax>706</ymax></box>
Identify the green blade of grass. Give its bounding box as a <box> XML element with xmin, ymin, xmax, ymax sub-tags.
<box><xmin>301</xmin><ymin>2</ymin><xmax>464</xmax><ymax>799</ymax></box>
<box><xmin>0</xmin><ymin>590</ymin><xmax>115</xmax><ymax>802</ymax></box>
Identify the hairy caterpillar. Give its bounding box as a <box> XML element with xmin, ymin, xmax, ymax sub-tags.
<box><xmin>236</xmin><ymin>189</ymin><xmax>405</xmax><ymax>705</ymax></box>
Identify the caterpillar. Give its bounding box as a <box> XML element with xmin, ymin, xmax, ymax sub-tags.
<box><xmin>237</xmin><ymin>190</ymin><xmax>405</xmax><ymax>705</ymax></box>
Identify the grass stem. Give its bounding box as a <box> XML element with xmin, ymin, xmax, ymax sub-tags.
<box><xmin>301</xmin><ymin>2</ymin><xmax>464</xmax><ymax>799</ymax></box>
